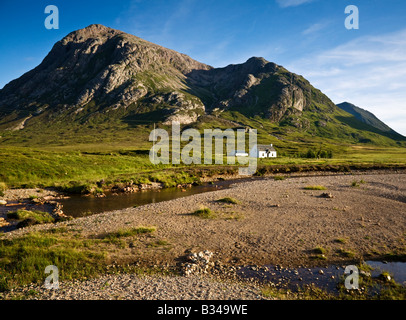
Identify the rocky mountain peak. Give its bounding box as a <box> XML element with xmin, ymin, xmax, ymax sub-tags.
<box><xmin>245</xmin><ymin>56</ymin><xmax>269</xmax><ymax>67</ymax></box>
<box><xmin>61</xmin><ymin>24</ymin><xmax>123</xmax><ymax>44</ymax></box>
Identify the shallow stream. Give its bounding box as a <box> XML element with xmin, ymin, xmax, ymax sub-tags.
<box><xmin>58</xmin><ymin>178</ymin><xmax>251</xmax><ymax>218</ymax></box>
<box><xmin>237</xmin><ymin>261</ymin><xmax>406</xmax><ymax>292</ymax></box>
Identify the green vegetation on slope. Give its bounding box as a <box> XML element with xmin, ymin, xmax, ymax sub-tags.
<box><xmin>0</xmin><ymin>106</ymin><xmax>405</xmax><ymax>191</ymax></box>
<box><xmin>0</xmin><ymin>139</ymin><xmax>405</xmax><ymax>190</ymax></box>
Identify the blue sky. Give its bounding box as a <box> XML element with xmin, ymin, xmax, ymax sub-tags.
<box><xmin>0</xmin><ymin>0</ymin><xmax>405</xmax><ymax>135</ymax></box>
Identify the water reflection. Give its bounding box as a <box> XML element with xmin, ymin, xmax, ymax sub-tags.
<box><xmin>58</xmin><ymin>178</ymin><xmax>252</xmax><ymax>218</ymax></box>
<box><xmin>366</xmin><ymin>260</ymin><xmax>406</xmax><ymax>285</ymax></box>
<box><xmin>237</xmin><ymin>261</ymin><xmax>406</xmax><ymax>293</ymax></box>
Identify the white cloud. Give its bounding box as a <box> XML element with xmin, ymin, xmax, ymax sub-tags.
<box><xmin>276</xmin><ymin>0</ymin><xmax>315</xmax><ymax>8</ymax></box>
<box><xmin>302</xmin><ymin>21</ymin><xmax>330</xmax><ymax>35</ymax></box>
<box><xmin>286</xmin><ymin>29</ymin><xmax>406</xmax><ymax>136</ymax></box>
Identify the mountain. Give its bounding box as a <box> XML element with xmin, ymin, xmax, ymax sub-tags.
<box><xmin>336</xmin><ymin>102</ymin><xmax>404</xmax><ymax>140</ymax></box>
<box><xmin>0</xmin><ymin>24</ymin><xmax>404</xmax><ymax>147</ymax></box>
<box><xmin>0</xmin><ymin>24</ymin><xmax>210</xmax><ymax>128</ymax></box>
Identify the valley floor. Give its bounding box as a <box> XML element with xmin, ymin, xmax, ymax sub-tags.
<box><xmin>1</xmin><ymin>171</ymin><xmax>406</xmax><ymax>299</ymax></box>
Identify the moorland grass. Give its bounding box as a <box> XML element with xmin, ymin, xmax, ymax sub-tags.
<box><xmin>0</xmin><ymin>139</ymin><xmax>405</xmax><ymax>192</ymax></box>
<box><xmin>102</xmin><ymin>226</ymin><xmax>156</xmax><ymax>240</ymax></box>
<box><xmin>0</xmin><ymin>182</ymin><xmax>6</xmax><ymax>197</ymax></box>
<box><xmin>7</xmin><ymin>209</ymin><xmax>55</xmax><ymax>224</ymax></box>
<box><xmin>313</xmin><ymin>246</ymin><xmax>327</xmax><ymax>254</ymax></box>
<box><xmin>0</xmin><ymin>233</ymin><xmax>107</xmax><ymax>292</ymax></box>
<box><xmin>191</xmin><ymin>206</ymin><xmax>216</xmax><ymax>219</ymax></box>
<box><xmin>304</xmin><ymin>185</ymin><xmax>327</xmax><ymax>190</ymax></box>
<box><xmin>0</xmin><ymin>225</ymin><xmax>159</xmax><ymax>292</ymax></box>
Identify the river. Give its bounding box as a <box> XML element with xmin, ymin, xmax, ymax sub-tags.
<box><xmin>58</xmin><ymin>178</ymin><xmax>255</xmax><ymax>218</ymax></box>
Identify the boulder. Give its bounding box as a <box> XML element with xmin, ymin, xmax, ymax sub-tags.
<box><xmin>182</xmin><ymin>250</ymin><xmax>214</xmax><ymax>276</ymax></box>
<box><xmin>320</xmin><ymin>192</ymin><xmax>334</xmax><ymax>198</ymax></box>
<box><xmin>0</xmin><ymin>217</ymin><xmax>10</xmax><ymax>227</ymax></box>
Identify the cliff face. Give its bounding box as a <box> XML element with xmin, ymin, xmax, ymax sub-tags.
<box><xmin>185</xmin><ymin>56</ymin><xmax>318</xmax><ymax>122</ymax></box>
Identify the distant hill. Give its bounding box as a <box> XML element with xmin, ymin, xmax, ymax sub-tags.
<box><xmin>0</xmin><ymin>24</ymin><xmax>404</xmax><ymax>147</ymax></box>
<box><xmin>337</xmin><ymin>102</ymin><xmax>405</xmax><ymax>141</ymax></box>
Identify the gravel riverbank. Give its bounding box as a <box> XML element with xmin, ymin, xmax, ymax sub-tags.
<box><xmin>1</xmin><ymin>273</ymin><xmax>266</xmax><ymax>300</ymax></box>
<box><xmin>1</xmin><ymin>171</ymin><xmax>405</xmax><ymax>300</ymax></box>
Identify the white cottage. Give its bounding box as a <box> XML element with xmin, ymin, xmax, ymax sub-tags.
<box><xmin>250</xmin><ymin>144</ymin><xmax>277</xmax><ymax>158</ymax></box>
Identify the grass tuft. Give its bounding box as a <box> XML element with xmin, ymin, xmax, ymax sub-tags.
<box><xmin>337</xmin><ymin>248</ymin><xmax>355</xmax><ymax>258</ymax></box>
<box><xmin>334</xmin><ymin>238</ymin><xmax>347</xmax><ymax>244</ymax></box>
<box><xmin>0</xmin><ymin>182</ymin><xmax>6</xmax><ymax>197</ymax></box>
<box><xmin>7</xmin><ymin>209</ymin><xmax>54</xmax><ymax>225</ymax></box>
<box><xmin>313</xmin><ymin>246</ymin><xmax>327</xmax><ymax>254</ymax></box>
<box><xmin>273</xmin><ymin>176</ymin><xmax>286</xmax><ymax>181</ymax></box>
<box><xmin>304</xmin><ymin>185</ymin><xmax>327</xmax><ymax>190</ymax></box>
<box><xmin>216</xmin><ymin>197</ymin><xmax>239</xmax><ymax>204</ymax></box>
<box><xmin>102</xmin><ymin>226</ymin><xmax>156</xmax><ymax>240</ymax></box>
<box><xmin>191</xmin><ymin>206</ymin><xmax>216</xmax><ymax>219</ymax></box>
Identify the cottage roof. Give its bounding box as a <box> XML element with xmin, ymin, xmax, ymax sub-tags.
<box><xmin>257</xmin><ymin>144</ymin><xmax>276</xmax><ymax>152</ymax></box>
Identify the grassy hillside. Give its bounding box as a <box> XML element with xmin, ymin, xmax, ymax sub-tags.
<box><xmin>337</xmin><ymin>102</ymin><xmax>404</xmax><ymax>141</ymax></box>
<box><xmin>1</xmin><ymin>116</ymin><xmax>405</xmax><ymax>190</ymax></box>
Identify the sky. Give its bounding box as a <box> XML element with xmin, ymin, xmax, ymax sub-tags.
<box><xmin>0</xmin><ymin>0</ymin><xmax>405</xmax><ymax>135</ymax></box>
